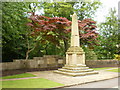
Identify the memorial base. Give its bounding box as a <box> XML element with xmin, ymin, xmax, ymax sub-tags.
<box><xmin>54</xmin><ymin>64</ymin><xmax>98</xmax><ymax>77</ymax></box>
<box><xmin>54</xmin><ymin>46</ymin><xmax>98</xmax><ymax>77</ymax></box>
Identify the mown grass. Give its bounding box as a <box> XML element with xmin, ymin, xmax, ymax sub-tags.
<box><xmin>107</xmin><ymin>68</ymin><xmax>120</xmax><ymax>72</ymax></box>
<box><xmin>2</xmin><ymin>78</ymin><xmax>64</xmax><ymax>88</ymax></box>
<box><xmin>91</xmin><ymin>67</ymin><xmax>113</xmax><ymax>70</ymax></box>
<box><xmin>1</xmin><ymin>73</ymin><xmax>36</xmax><ymax>79</ymax></box>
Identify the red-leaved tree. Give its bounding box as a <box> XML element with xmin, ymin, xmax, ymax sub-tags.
<box><xmin>26</xmin><ymin>14</ymin><xmax>98</xmax><ymax>59</ymax></box>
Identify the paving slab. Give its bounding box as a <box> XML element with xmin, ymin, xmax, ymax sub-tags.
<box><xmin>28</xmin><ymin>68</ymin><xmax>119</xmax><ymax>87</ymax></box>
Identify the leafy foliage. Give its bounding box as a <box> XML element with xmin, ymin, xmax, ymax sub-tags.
<box><xmin>78</xmin><ymin>18</ymin><xmax>98</xmax><ymax>46</ymax></box>
<box><xmin>2</xmin><ymin>2</ymin><xmax>101</xmax><ymax>61</ymax></box>
<box><xmin>42</xmin><ymin>1</ymin><xmax>101</xmax><ymax>20</ymax></box>
<box><xmin>94</xmin><ymin>8</ymin><xmax>119</xmax><ymax>59</ymax></box>
<box><xmin>27</xmin><ymin>14</ymin><xmax>98</xmax><ymax>52</ymax></box>
<box><xmin>2</xmin><ymin>2</ymin><xmax>29</xmax><ymax>61</ymax></box>
<box><xmin>38</xmin><ymin>1</ymin><xmax>101</xmax><ymax>55</ymax></box>
<box><xmin>2</xmin><ymin>2</ymin><xmax>42</xmax><ymax>61</ymax></box>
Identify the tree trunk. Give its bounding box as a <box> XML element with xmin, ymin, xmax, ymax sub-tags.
<box><xmin>63</xmin><ymin>40</ymin><xmax>68</xmax><ymax>54</ymax></box>
<box><xmin>26</xmin><ymin>51</ymin><xmax>29</xmax><ymax>60</ymax></box>
<box><xmin>25</xmin><ymin>36</ymin><xmax>38</xmax><ymax>60</ymax></box>
<box><xmin>45</xmin><ymin>44</ymin><xmax>48</xmax><ymax>55</ymax></box>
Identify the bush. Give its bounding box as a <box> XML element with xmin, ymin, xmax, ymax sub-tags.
<box><xmin>114</xmin><ymin>54</ymin><xmax>120</xmax><ymax>61</ymax></box>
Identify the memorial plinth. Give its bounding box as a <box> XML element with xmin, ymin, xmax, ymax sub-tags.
<box><xmin>54</xmin><ymin>13</ymin><xmax>98</xmax><ymax>76</ymax></box>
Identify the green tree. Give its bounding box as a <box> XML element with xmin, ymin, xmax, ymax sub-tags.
<box><xmin>42</xmin><ymin>1</ymin><xmax>101</xmax><ymax>20</ymax></box>
<box><xmin>27</xmin><ymin>14</ymin><xmax>98</xmax><ymax>58</ymax></box>
<box><xmin>2</xmin><ymin>2</ymin><xmax>42</xmax><ymax>61</ymax></box>
<box><xmin>2</xmin><ymin>1</ymin><xmax>101</xmax><ymax>61</ymax></box>
<box><xmin>2</xmin><ymin>2</ymin><xmax>27</xmax><ymax>62</ymax></box>
<box><xmin>41</xmin><ymin>1</ymin><xmax>101</xmax><ymax>55</ymax></box>
<box><xmin>94</xmin><ymin>8</ymin><xmax>119</xmax><ymax>59</ymax></box>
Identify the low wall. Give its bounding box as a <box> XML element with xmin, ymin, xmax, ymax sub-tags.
<box><xmin>1</xmin><ymin>55</ymin><xmax>119</xmax><ymax>71</ymax></box>
<box><xmin>1</xmin><ymin>55</ymin><xmax>65</xmax><ymax>71</ymax></box>
<box><xmin>86</xmin><ymin>60</ymin><xmax>119</xmax><ymax>68</ymax></box>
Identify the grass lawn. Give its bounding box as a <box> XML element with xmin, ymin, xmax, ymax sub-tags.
<box><xmin>2</xmin><ymin>78</ymin><xmax>64</xmax><ymax>88</ymax></box>
<box><xmin>1</xmin><ymin>73</ymin><xmax>36</xmax><ymax>79</ymax></box>
<box><xmin>107</xmin><ymin>68</ymin><xmax>120</xmax><ymax>72</ymax></box>
<box><xmin>91</xmin><ymin>67</ymin><xmax>114</xmax><ymax>70</ymax></box>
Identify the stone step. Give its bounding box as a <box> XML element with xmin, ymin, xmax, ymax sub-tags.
<box><xmin>54</xmin><ymin>70</ymin><xmax>98</xmax><ymax>77</ymax></box>
<box><xmin>62</xmin><ymin>66</ymin><xmax>89</xmax><ymax>70</ymax></box>
<box><xmin>58</xmin><ymin>68</ymin><xmax>94</xmax><ymax>73</ymax></box>
<box><xmin>65</xmin><ymin>64</ymin><xmax>86</xmax><ymax>67</ymax></box>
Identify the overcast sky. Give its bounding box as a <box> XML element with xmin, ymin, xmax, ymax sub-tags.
<box><xmin>94</xmin><ymin>0</ymin><xmax>119</xmax><ymax>23</ymax></box>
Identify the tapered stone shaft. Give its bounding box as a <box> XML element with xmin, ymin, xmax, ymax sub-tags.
<box><xmin>71</xmin><ymin>13</ymin><xmax>80</xmax><ymax>47</ymax></box>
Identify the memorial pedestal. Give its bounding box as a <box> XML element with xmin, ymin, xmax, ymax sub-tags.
<box><xmin>54</xmin><ymin>46</ymin><xmax>98</xmax><ymax>76</ymax></box>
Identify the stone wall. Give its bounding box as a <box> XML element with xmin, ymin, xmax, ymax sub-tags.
<box><xmin>1</xmin><ymin>55</ymin><xmax>119</xmax><ymax>71</ymax></box>
<box><xmin>1</xmin><ymin>55</ymin><xmax>65</xmax><ymax>71</ymax></box>
<box><xmin>86</xmin><ymin>60</ymin><xmax>119</xmax><ymax>68</ymax></box>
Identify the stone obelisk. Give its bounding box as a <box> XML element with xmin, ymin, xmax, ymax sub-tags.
<box><xmin>54</xmin><ymin>13</ymin><xmax>98</xmax><ymax>76</ymax></box>
<box><xmin>66</xmin><ymin>13</ymin><xmax>85</xmax><ymax>66</ymax></box>
<box><xmin>71</xmin><ymin>13</ymin><xmax>80</xmax><ymax>47</ymax></box>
